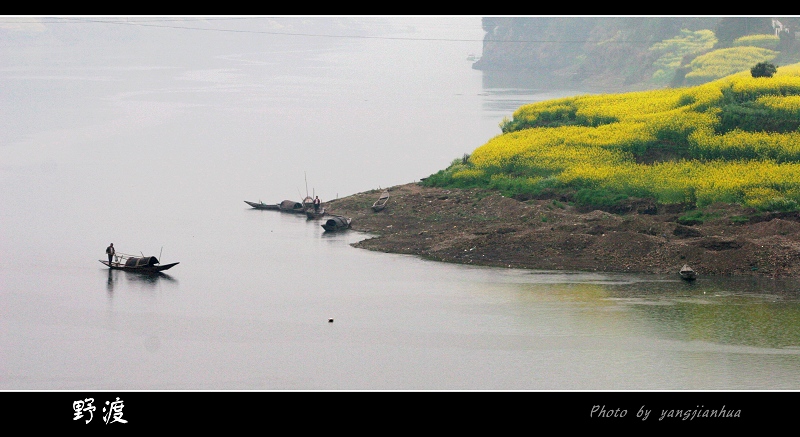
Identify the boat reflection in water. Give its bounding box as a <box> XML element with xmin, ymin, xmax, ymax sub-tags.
<box><xmin>124</xmin><ymin>271</ymin><xmax>176</xmax><ymax>285</ymax></box>
<box><xmin>104</xmin><ymin>265</ymin><xmax>177</xmax><ymax>294</ymax></box>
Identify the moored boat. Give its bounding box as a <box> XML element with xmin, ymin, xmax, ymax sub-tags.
<box><xmin>245</xmin><ymin>200</ymin><xmax>280</xmax><ymax>210</ymax></box>
<box><xmin>372</xmin><ymin>190</ymin><xmax>389</xmax><ymax>212</ymax></box>
<box><xmin>246</xmin><ymin>197</ymin><xmax>313</xmax><ymax>214</ymax></box>
<box><xmin>680</xmin><ymin>264</ymin><xmax>697</xmax><ymax>280</ymax></box>
<box><xmin>321</xmin><ymin>215</ymin><xmax>351</xmax><ymax>232</ymax></box>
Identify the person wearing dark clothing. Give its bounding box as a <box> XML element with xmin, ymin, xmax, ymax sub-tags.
<box><xmin>106</xmin><ymin>243</ymin><xmax>115</xmax><ymax>265</ymax></box>
<box><xmin>313</xmin><ymin>196</ymin><xmax>321</xmax><ymax>212</ymax></box>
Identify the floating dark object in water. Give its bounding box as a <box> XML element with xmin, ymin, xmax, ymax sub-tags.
<box><xmin>322</xmin><ymin>215</ymin><xmax>352</xmax><ymax>232</ymax></box>
<box><xmin>680</xmin><ymin>264</ymin><xmax>697</xmax><ymax>280</ymax></box>
<box><xmin>100</xmin><ymin>252</ymin><xmax>179</xmax><ymax>273</ymax></box>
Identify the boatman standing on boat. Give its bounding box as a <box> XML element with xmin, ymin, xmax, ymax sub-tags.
<box><xmin>313</xmin><ymin>196</ymin><xmax>321</xmax><ymax>213</ymax></box>
<box><xmin>106</xmin><ymin>243</ymin><xmax>115</xmax><ymax>266</ymax></box>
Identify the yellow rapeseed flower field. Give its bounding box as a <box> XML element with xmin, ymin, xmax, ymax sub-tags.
<box><xmin>436</xmin><ymin>62</ymin><xmax>800</xmax><ymax>211</ymax></box>
<box><xmin>685</xmin><ymin>47</ymin><xmax>779</xmax><ymax>84</ymax></box>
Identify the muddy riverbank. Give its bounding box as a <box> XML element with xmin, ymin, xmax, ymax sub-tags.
<box><xmin>322</xmin><ymin>183</ymin><xmax>800</xmax><ymax>278</ymax></box>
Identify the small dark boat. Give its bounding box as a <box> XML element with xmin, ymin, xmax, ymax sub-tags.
<box><xmin>321</xmin><ymin>215</ymin><xmax>351</xmax><ymax>232</ymax></box>
<box><xmin>245</xmin><ymin>200</ymin><xmax>280</xmax><ymax>210</ymax></box>
<box><xmin>306</xmin><ymin>207</ymin><xmax>326</xmax><ymax>219</ymax></box>
<box><xmin>680</xmin><ymin>264</ymin><xmax>697</xmax><ymax>281</ymax></box>
<box><xmin>100</xmin><ymin>252</ymin><xmax>179</xmax><ymax>273</ymax></box>
<box><xmin>372</xmin><ymin>190</ymin><xmax>389</xmax><ymax>212</ymax></box>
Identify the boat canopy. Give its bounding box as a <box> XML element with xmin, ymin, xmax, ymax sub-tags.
<box><xmin>124</xmin><ymin>256</ymin><xmax>159</xmax><ymax>268</ymax></box>
<box><xmin>280</xmin><ymin>200</ymin><xmax>303</xmax><ymax>210</ymax></box>
<box><xmin>324</xmin><ymin>217</ymin><xmax>349</xmax><ymax>228</ymax></box>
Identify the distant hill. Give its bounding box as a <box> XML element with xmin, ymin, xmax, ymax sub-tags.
<box><xmin>473</xmin><ymin>17</ymin><xmax>800</xmax><ymax>90</ymax></box>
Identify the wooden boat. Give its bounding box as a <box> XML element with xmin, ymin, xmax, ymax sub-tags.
<box><xmin>321</xmin><ymin>215</ymin><xmax>351</xmax><ymax>232</ymax></box>
<box><xmin>100</xmin><ymin>252</ymin><xmax>179</xmax><ymax>273</ymax></box>
<box><xmin>246</xmin><ymin>197</ymin><xmax>314</xmax><ymax>214</ymax></box>
<box><xmin>244</xmin><ymin>200</ymin><xmax>280</xmax><ymax>210</ymax></box>
<box><xmin>680</xmin><ymin>264</ymin><xmax>697</xmax><ymax>280</ymax></box>
<box><xmin>306</xmin><ymin>207</ymin><xmax>326</xmax><ymax>219</ymax></box>
<box><xmin>372</xmin><ymin>190</ymin><xmax>389</xmax><ymax>212</ymax></box>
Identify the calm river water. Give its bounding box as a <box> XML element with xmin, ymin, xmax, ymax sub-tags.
<box><xmin>3</xmin><ymin>17</ymin><xmax>800</xmax><ymax>392</ymax></box>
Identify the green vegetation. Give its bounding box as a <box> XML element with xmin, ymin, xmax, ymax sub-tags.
<box><xmin>677</xmin><ymin>210</ymin><xmax>719</xmax><ymax>225</ymax></box>
<box><xmin>751</xmin><ymin>61</ymin><xmax>778</xmax><ymax>78</ymax></box>
<box><xmin>734</xmin><ymin>34</ymin><xmax>780</xmax><ymax>50</ymax></box>
<box><xmin>478</xmin><ymin>18</ymin><xmax>800</xmax><ymax>89</ymax></box>
<box><xmin>648</xmin><ymin>25</ymin><xmax>790</xmax><ymax>86</ymax></box>
<box><xmin>649</xmin><ymin>29</ymin><xmax>718</xmax><ymax>85</ymax></box>
<box><xmin>684</xmin><ymin>47</ymin><xmax>778</xmax><ymax>85</ymax></box>
<box><xmin>424</xmin><ymin>63</ymin><xmax>800</xmax><ymax>214</ymax></box>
